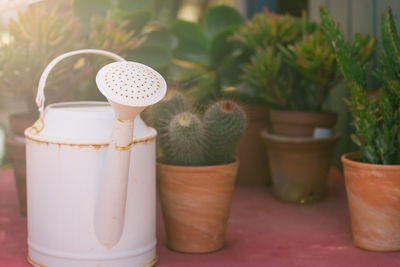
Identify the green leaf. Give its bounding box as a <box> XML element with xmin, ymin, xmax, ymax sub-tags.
<box><xmin>73</xmin><ymin>0</ymin><xmax>112</xmax><ymax>33</ymax></box>
<box><xmin>319</xmin><ymin>7</ymin><xmax>345</xmax><ymax>51</ymax></box>
<box><xmin>171</xmin><ymin>20</ymin><xmax>208</xmax><ymax>63</ymax></box>
<box><xmin>112</xmin><ymin>9</ymin><xmax>152</xmax><ymax>34</ymax></box>
<box><xmin>117</xmin><ymin>0</ymin><xmax>153</xmax><ymax>11</ymax></box>
<box><xmin>143</xmin><ymin>29</ymin><xmax>178</xmax><ymax>50</ymax></box>
<box><xmin>207</xmin><ymin>26</ymin><xmax>236</xmax><ymax>63</ymax></box>
<box><xmin>203</xmin><ymin>5</ymin><xmax>243</xmax><ymax>40</ymax></box>
<box><xmin>128</xmin><ymin>45</ymin><xmax>172</xmax><ymax>69</ymax></box>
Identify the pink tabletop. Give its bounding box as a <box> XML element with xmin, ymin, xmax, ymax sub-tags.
<box><xmin>0</xmin><ymin>167</ymin><xmax>399</xmax><ymax>267</ymax></box>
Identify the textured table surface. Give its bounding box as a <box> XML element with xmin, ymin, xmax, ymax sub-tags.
<box><xmin>0</xmin><ymin>167</ymin><xmax>399</xmax><ymax>267</ymax></box>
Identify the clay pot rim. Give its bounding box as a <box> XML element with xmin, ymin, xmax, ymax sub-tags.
<box><xmin>260</xmin><ymin>129</ymin><xmax>341</xmax><ymax>143</ymax></box>
<box><xmin>341</xmin><ymin>152</ymin><xmax>400</xmax><ymax>170</ymax></box>
<box><xmin>157</xmin><ymin>158</ymin><xmax>239</xmax><ymax>172</ymax></box>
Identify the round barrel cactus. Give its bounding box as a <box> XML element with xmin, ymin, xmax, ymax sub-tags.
<box><xmin>203</xmin><ymin>100</ymin><xmax>246</xmax><ymax>165</ymax></box>
<box><xmin>164</xmin><ymin>112</ymin><xmax>206</xmax><ymax>166</ymax></box>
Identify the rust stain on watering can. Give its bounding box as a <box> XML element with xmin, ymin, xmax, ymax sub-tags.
<box><xmin>25</xmin><ymin>131</ymin><xmax>155</xmax><ymax>149</ymax></box>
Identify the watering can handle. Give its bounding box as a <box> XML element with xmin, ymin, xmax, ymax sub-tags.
<box><xmin>36</xmin><ymin>49</ymin><xmax>126</xmax><ymax>117</ymax></box>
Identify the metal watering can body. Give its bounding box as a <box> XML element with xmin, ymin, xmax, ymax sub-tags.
<box><xmin>25</xmin><ymin>50</ymin><xmax>159</xmax><ymax>267</ymax></box>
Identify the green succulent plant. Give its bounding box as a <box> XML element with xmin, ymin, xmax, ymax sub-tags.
<box><xmin>150</xmin><ymin>91</ymin><xmax>246</xmax><ymax>166</ymax></box>
<box><xmin>278</xmin><ymin>30</ymin><xmax>341</xmax><ymax>111</ymax></box>
<box><xmin>235</xmin><ymin>11</ymin><xmax>317</xmax><ymax>108</ymax></box>
<box><xmin>0</xmin><ymin>3</ymin><xmax>82</xmax><ymax>117</ymax></box>
<box><xmin>239</xmin><ymin>10</ymin><xmax>374</xmax><ymax>112</ymax></box>
<box><xmin>233</xmin><ymin>10</ymin><xmax>316</xmax><ymax>52</ymax></box>
<box><xmin>320</xmin><ymin>7</ymin><xmax>399</xmax><ymax>165</ymax></box>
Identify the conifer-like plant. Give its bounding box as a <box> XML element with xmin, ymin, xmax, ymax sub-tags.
<box><xmin>320</xmin><ymin>7</ymin><xmax>399</xmax><ymax>165</ymax></box>
<box><xmin>150</xmin><ymin>92</ymin><xmax>246</xmax><ymax>166</ymax></box>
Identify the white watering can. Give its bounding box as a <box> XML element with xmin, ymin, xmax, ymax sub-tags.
<box><xmin>25</xmin><ymin>49</ymin><xmax>167</xmax><ymax>267</ymax></box>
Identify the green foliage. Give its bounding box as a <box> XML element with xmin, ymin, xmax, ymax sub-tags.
<box><xmin>150</xmin><ymin>91</ymin><xmax>246</xmax><ymax>166</ymax></box>
<box><xmin>0</xmin><ymin>1</ymin><xmax>177</xmax><ymax>111</ymax></box>
<box><xmin>233</xmin><ymin>11</ymin><xmax>316</xmax><ymax>51</ymax></box>
<box><xmin>203</xmin><ymin>5</ymin><xmax>244</xmax><ymax>39</ymax></box>
<box><xmin>279</xmin><ymin>31</ymin><xmax>340</xmax><ymax>110</ymax></box>
<box><xmin>81</xmin><ymin>4</ymin><xmax>174</xmax><ymax>69</ymax></box>
<box><xmin>72</xmin><ymin>1</ymin><xmax>175</xmax><ymax>101</ymax></box>
<box><xmin>168</xmin><ymin>5</ymin><xmax>246</xmax><ymax>105</ymax></box>
<box><xmin>320</xmin><ymin>7</ymin><xmax>400</xmax><ymax>165</ymax></box>
<box><xmin>242</xmin><ymin>47</ymin><xmax>289</xmax><ymax>107</ymax></box>
<box><xmin>112</xmin><ymin>9</ymin><xmax>152</xmax><ymax>34</ymax></box>
<box><xmin>238</xmin><ymin>11</ymin><xmax>339</xmax><ymax>111</ymax></box>
<box><xmin>73</xmin><ymin>0</ymin><xmax>112</xmax><ymax>33</ymax></box>
<box><xmin>171</xmin><ymin>20</ymin><xmax>208</xmax><ymax>63</ymax></box>
<box><xmin>0</xmin><ymin>3</ymin><xmax>82</xmax><ymax>115</ymax></box>
<box><xmin>204</xmin><ymin>100</ymin><xmax>246</xmax><ymax>165</ymax></box>
<box><xmin>239</xmin><ymin>10</ymin><xmax>374</xmax><ymax>111</ymax></box>
<box><xmin>89</xmin><ymin>11</ymin><xmax>143</xmax><ymax>56</ymax></box>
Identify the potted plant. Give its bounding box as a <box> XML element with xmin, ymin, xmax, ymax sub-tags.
<box><xmin>229</xmin><ymin>11</ymin><xmax>317</xmax><ymax>186</ymax></box>
<box><xmin>321</xmin><ymin>6</ymin><xmax>400</xmax><ymax>251</ymax></box>
<box><xmin>234</xmin><ymin>11</ymin><xmax>322</xmax><ymax>136</ymax></box>
<box><xmin>240</xmin><ymin>12</ymin><xmax>374</xmax><ymax>203</ymax></box>
<box><xmin>171</xmin><ymin>6</ymin><xmax>285</xmax><ymax>186</ymax></box>
<box><xmin>0</xmin><ymin>2</ymin><xmax>82</xmax><ymax>215</ymax></box>
<box><xmin>150</xmin><ymin>91</ymin><xmax>246</xmax><ymax>253</ymax></box>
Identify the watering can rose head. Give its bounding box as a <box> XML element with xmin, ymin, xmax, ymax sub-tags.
<box><xmin>150</xmin><ymin>91</ymin><xmax>247</xmax><ymax>166</ymax></box>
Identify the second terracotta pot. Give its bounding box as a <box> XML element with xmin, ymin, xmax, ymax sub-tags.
<box><xmin>342</xmin><ymin>153</ymin><xmax>400</xmax><ymax>252</ymax></box>
<box><xmin>237</xmin><ymin>105</ymin><xmax>270</xmax><ymax>186</ymax></box>
<box><xmin>261</xmin><ymin>130</ymin><xmax>340</xmax><ymax>204</ymax></box>
<box><xmin>157</xmin><ymin>160</ymin><xmax>238</xmax><ymax>253</ymax></box>
<box><xmin>269</xmin><ymin>109</ymin><xmax>337</xmax><ymax>137</ymax></box>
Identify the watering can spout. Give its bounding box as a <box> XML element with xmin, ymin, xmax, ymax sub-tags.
<box><xmin>94</xmin><ymin>62</ymin><xmax>166</xmax><ymax>248</ymax></box>
<box><xmin>93</xmin><ymin>110</ymin><xmax>139</xmax><ymax>249</ymax></box>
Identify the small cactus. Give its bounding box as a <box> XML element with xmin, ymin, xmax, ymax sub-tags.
<box><xmin>151</xmin><ymin>91</ymin><xmax>246</xmax><ymax>166</ymax></box>
<box><xmin>204</xmin><ymin>100</ymin><xmax>247</xmax><ymax>165</ymax></box>
<box><xmin>163</xmin><ymin>112</ymin><xmax>206</xmax><ymax>166</ymax></box>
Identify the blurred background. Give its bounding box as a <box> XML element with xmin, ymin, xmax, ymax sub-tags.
<box><xmin>0</xmin><ymin>0</ymin><xmax>398</xmax><ymax>167</ymax></box>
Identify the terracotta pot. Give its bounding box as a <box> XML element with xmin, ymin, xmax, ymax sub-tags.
<box><xmin>342</xmin><ymin>153</ymin><xmax>400</xmax><ymax>251</ymax></box>
<box><xmin>261</xmin><ymin>130</ymin><xmax>340</xmax><ymax>204</ymax></box>
<box><xmin>6</xmin><ymin>136</ymin><xmax>27</xmax><ymax>215</ymax></box>
<box><xmin>157</xmin><ymin>160</ymin><xmax>239</xmax><ymax>253</ymax></box>
<box><xmin>237</xmin><ymin>105</ymin><xmax>270</xmax><ymax>186</ymax></box>
<box><xmin>269</xmin><ymin>109</ymin><xmax>337</xmax><ymax>137</ymax></box>
<box><xmin>6</xmin><ymin>112</ymin><xmax>34</xmax><ymax>216</ymax></box>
